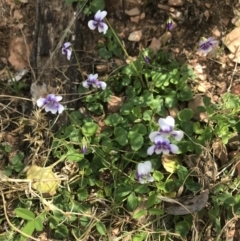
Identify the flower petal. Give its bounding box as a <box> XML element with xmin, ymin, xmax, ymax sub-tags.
<box><xmin>36</xmin><ymin>98</ymin><xmax>46</xmax><ymax>107</ymax></box>
<box><xmin>171</xmin><ymin>130</ymin><xmax>184</xmax><ymax>141</ymax></box>
<box><xmin>169</xmin><ymin>144</ymin><xmax>179</xmax><ymax>154</ymax></box>
<box><xmin>55</xmin><ymin>95</ymin><xmax>63</xmax><ymax>102</ymax></box>
<box><xmin>45</xmin><ymin>104</ymin><xmax>58</xmax><ymax>114</ymax></box>
<box><xmin>143</xmin><ymin>161</ymin><xmax>152</xmax><ymax>173</ymax></box>
<box><xmin>63</xmin><ymin>42</ymin><xmax>71</xmax><ymax>49</ymax></box>
<box><xmin>88</xmin><ymin>20</ymin><xmax>97</xmax><ymax>30</ymax></box>
<box><xmin>137</xmin><ymin>163</ymin><xmax>147</xmax><ymax>176</ymax></box>
<box><xmin>57</xmin><ymin>104</ymin><xmax>64</xmax><ymax>114</ymax></box>
<box><xmin>147</xmin><ymin>175</ymin><xmax>154</xmax><ymax>182</ymax></box>
<box><xmin>147</xmin><ymin>145</ymin><xmax>155</xmax><ymax>155</ymax></box>
<box><xmin>98</xmin><ymin>22</ymin><xmax>108</xmax><ymax>34</ymax></box>
<box><xmin>82</xmin><ymin>81</ymin><xmax>90</xmax><ymax>88</ymax></box>
<box><xmin>149</xmin><ymin>131</ymin><xmax>159</xmax><ymax>142</ymax></box>
<box><xmin>65</xmin><ymin>49</ymin><xmax>72</xmax><ymax>60</ymax></box>
<box><xmin>155</xmin><ymin>148</ymin><xmax>164</xmax><ymax>154</ymax></box>
<box><xmin>99</xmin><ymin>81</ymin><xmax>107</xmax><ymax>90</ymax></box>
<box><xmin>95</xmin><ymin>10</ymin><xmax>107</xmax><ymax>21</ymax></box>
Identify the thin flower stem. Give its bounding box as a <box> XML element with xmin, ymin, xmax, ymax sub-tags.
<box><xmin>105</xmin><ymin>18</ymin><xmax>146</xmax><ymax>88</ymax></box>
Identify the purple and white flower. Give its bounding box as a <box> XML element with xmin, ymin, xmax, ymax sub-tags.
<box><xmin>198</xmin><ymin>37</ymin><xmax>218</xmax><ymax>54</ymax></box>
<box><xmin>150</xmin><ymin>116</ymin><xmax>184</xmax><ymax>142</ymax></box>
<box><xmin>37</xmin><ymin>94</ymin><xmax>64</xmax><ymax>114</ymax></box>
<box><xmin>62</xmin><ymin>42</ymin><xmax>72</xmax><ymax>60</ymax></box>
<box><xmin>88</xmin><ymin>10</ymin><xmax>108</xmax><ymax>34</ymax></box>
<box><xmin>147</xmin><ymin>135</ymin><xmax>179</xmax><ymax>155</ymax></box>
<box><xmin>136</xmin><ymin>161</ymin><xmax>154</xmax><ymax>184</ymax></box>
<box><xmin>82</xmin><ymin>74</ymin><xmax>107</xmax><ymax>90</ymax></box>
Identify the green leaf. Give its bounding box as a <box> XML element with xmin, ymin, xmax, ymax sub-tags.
<box><xmin>96</xmin><ymin>221</ymin><xmax>107</xmax><ymax>235</ymax></box>
<box><xmin>127</xmin><ymin>192</ymin><xmax>139</xmax><ymax>211</ymax></box>
<box><xmin>175</xmin><ymin>221</ymin><xmax>190</xmax><ymax>237</ymax></box>
<box><xmin>34</xmin><ymin>217</ymin><xmax>43</xmax><ymax>231</ymax></box>
<box><xmin>114</xmin><ymin>127</ymin><xmax>128</xmax><ymax>146</ymax></box>
<box><xmin>178</xmin><ymin>108</ymin><xmax>194</xmax><ymax>121</ymax></box>
<box><xmin>105</xmin><ymin>113</ymin><xmax>124</xmax><ymax>126</ymax></box>
<box><xmin>153</xmin><ymin>171</ymin><xmax>164</xmax><ymax>182</ymax></box>
<box><xmin>54</xmin><ymin>224</ymin><xmax>69</xmax><ymax>239</ymax></box>
<box><xmin>146</xmin><ymin>192</ymin><xmax>158</xmax><ymax>208</ymax></box>
<box><xmin>132</xmin><ymin>124</ymin><xmax>147</xmax><ymax>135</ymax></box>
<box><xmin>178</xmin><ymin>87</ymin><xmax>193</xmax><ymax>101</ymax></box>
<box><xmin>20</xmin><ymin>220</ymin><xmax>35</xmax><ymax>241</ymax></box>
<box><xmin>115</xmin><ymin>186</ymin><xmax>132</xmax><ymax>201</ymax></box>
<box><xmin>98</xmin><ymin>47</ymin><xmax>112</xmax><ymax>59</ymax></box>
<box><xmin>165</xmin><ymin>92</ymin><xmax>178</xmax><ymax>108</ymax></box>
<box><xmin>66</xmin><ymin>151</ymin><xmax>84</xmax><ymax>162</ymax></box>
<box><xmin>143</xmin><ymin>110</ymin><xmax>152</xmax><ymax>121</ymax></box>
<box><xmin>133</xmin><ymin>209</ymin><xmax>147</xmax><ymax>219</ymax></box>
<box><xmin>15</xmin><ymin>208</ymin><xmax>35</xmax><ymax>221</ymax></box>
<box><xmin>77</xmin><ymin>188</ymin><xmax>89</xmax><ymax>201</ymax></box>
<box><xmin>148</xmin><ymin>208</ymin><xmax>164</xmax><ymax>216</ymax></box>
<box><xmin>128</xmin><ymin>131</ymin><xmax>144</xmax><ymax>151</ymax></box>
<box><xmin>134</xmin><ymin>184</ymin><xmax>150</xmax><ymax>194</ymax></box>
<box><xmin>82</xmin><ymin>122</ymin><xmax>98</xmax><ymax>137</ymax></box>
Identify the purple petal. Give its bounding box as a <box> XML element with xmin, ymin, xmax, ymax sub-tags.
<box><xmin>57</xmin><ymin>104</ymin><xmax>64</xmax><ymax>114</ymax></box>
<box><xmin>45</xmin><ymin>104</ymin><xmax>58</xmax><ymax>114</ymax></box>
<box><xmin>55</xmin><ymin>95</ymin><xmax>63</xmax><ymax>102</ymax></box>
<box><xmin>63</xmin><ymin>42</ymin><xmax>71</xmax><ymax>49</ymax></box>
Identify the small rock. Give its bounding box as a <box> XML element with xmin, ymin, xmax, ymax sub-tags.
<box><xmin>168</xmin><ymin>0</ymin><xmax>184</xmax><ymax>7</ymax></box>
<box><xmin>197</xmin><ymin>84</ymin><xmax>207</xmax><ymax>93</ymax></box>
<box><xmin>125</xmin><ymin>7</ymin><xmax>140</xmax><ymax>16</ymax></box>
<box><xmin>128</xmin><ymin>30</ymin><xmax>142</xmax><ymax>42</ymax></box>
<box><xmin>231</xmin><ymin>84</ymin><xmax>240</xmax><ymax>96</ymax></box>
<box><xmin>204</xmin><ymin>3</ymin><xmax>211</xmax><ymax>8</ymax></box>
<box><xmin>130</xmin><ymin>15</ymin><xmax>140</xmax><ymax>23</ymax></box>
<box><xmin>170</xmin><ymin>10</ymin><xmax>184</xmax><ymax>21</ymax></box>
<box><xmin>222</xmin><ymin>17</ymin><xmax>230</xmax><ymax>26</ymax></box>
<box><xmin>148</xmin><ymin>37</ymin><xmax>161</xmax><ymax>54</ymax></box>
<box><xmin>140</xmin><ymin>12</ymin><xmax>145</xmax><ymax>19</ymax></box>
<box><xmin>204</xmin><ymin>10</ymin><xmax>209</xmax><ymax>21</ymax></box>
<box><xmin>96</xmin><ymin>64</ymin><xmax>109</xmax><ymax>73</ymax></box>
<box><xmin>157</xmin><ymin>4</ymin><xmax>172</xmax><ymax>11</ymax></box>
<box><xmin>159</xmin><ymin>32</ymin><xmax>172</xmax><ymax>45</ymax></box>
<box><xmin>108</xmin><ymin>96</ymin><xmax>125</xmax><ymax>113</ymax></box>
<box><xmin>222</xmin><ymin>27</ymin><xmax>240</xmax><ymax>54</ymax></box>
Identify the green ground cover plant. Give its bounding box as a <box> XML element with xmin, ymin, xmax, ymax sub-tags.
<box><xmin>2</xmin><ymin>0</ymin><xmax>240</xmax><ymax>240</ymax></box>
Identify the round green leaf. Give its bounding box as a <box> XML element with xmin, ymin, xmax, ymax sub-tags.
<box><xmin>15</xmin><ymin>208</ymin><xmax>35</xmax><ymax>221</ymax></box>
<box><xmin>128</xmin><ymin>131</ymin><xmax>144</xmax><ymax>151</ymax></box>
<box><xmin>82</xmin><ymin>122</ymin><xmax>98</xmax><ymax>137</ymax></box>
<box><xmin>178</xmin><ymin>108</ymin><xmax>194</xmax><ymax>121</ymax></box>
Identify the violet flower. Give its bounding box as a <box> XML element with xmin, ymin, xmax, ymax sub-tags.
<box><xmin>136</xmin><ymin>161</ymin><xmax>154</xmax><ymax>184</ymax></box>
<box><xmin>82</xmin><ymin>74</ymin><xmax>107</xmax><ymax>90</ymax></box>
<box><xmin>147</xmin><ymin>135</ymin><xmax>179</xmax><ymax>155</ymax></box>
<box><xmin>149</xmin><ymin>116</ymin><xmax>184</xmax><ymax>142</ymax></box>
<box><xmin>37</xmin><ymin>94</ymin><xmax>64</xmax><ymax>114</ymax></box>
<box><xmin>62</xmin><ymin>42</ymin><xmax>72</xmax><ymax>60</ymax></box>
<box><xmin>198</xmin><ymin>37</ymin><xmax>218</xmax><ymax>54</ymax></box>
<box><xmin>88</xmin><ymin>10</ymin><xmax>108</xmax><ymax>34</ymax></box>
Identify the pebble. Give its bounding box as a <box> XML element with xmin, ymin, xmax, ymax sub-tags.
<box><xmin>125</xmin><ymin>8</ymin><xmax>140</xmax><ymax>16</ymax></box>
<box><xmin>128</xmin><ymin>30</ymin><xmax>142</xmax><ymax>42</ymax></box>
<box><xmin>168</xmin><ymin>0</ymin><xmax>184</xmax><ymax>7</ymax></box>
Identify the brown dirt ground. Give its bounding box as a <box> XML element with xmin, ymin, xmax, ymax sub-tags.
<box><xmin>0</xmin><ymin>0</ymin><xmax>240</xmax><ymax>240</ymax></box>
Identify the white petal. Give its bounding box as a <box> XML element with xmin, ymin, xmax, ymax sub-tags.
<box><xmin>63</xmin><ymin>42</ymin><xmax>71</xmax><ymax>48</ymax></box>
<box><xmin>149</xmin><ymin>131</ymin><xmax>159</xmax><ymax>142</ymax></box>
<box><xmin>147</xmin><ymin>175</ymin><xmax>154</xmax><ymax>182</ymax></box>
<box><xmin>36</xmin><ymin>98</ymin><xmax>45</xmax><ymax>107</ymax></box>
<box><xmin>170</xmin><ymin>144</ymin><xmax>179</xmax><ymax>154</ymax></box>
<box><xmin>143</xmin><ymin>161</ymin><xmax>152</xmax><ymax>173</ymax></box>
<box><xmin>137</xmin><ymin>163</ymin><xmax>147</xmax><ymax>176</ymax></box>
<box><xmin>98</xmin><ymin>22</ymin><xmax>108</xmax><ymax>34</ymax></box>
<box><xmin>155</xmin><ymin>149</ymin><xmax>164</xmax><ymax>154</ymax></box>
<box><xmin>45</xmin><ymin>105</ymin><xmax>57</xmax><ymax>114</ymax></box>
<box><xmin>99</xmin><ymin>81</ymin><xmax>107</xmax><ymax>90</ymax></box>
<box><xmin>147</xmin><ymin>146</ymin><xmax>155</xmax><ymax>155</ymax></box>
<box><xmin>57</xmin><ymin>104</ymin><xmax>64</xmax><ymax>114</ymax></box>
<box><xmin>55</xmin><ymin>95</ymin><xmax>63</xmax><ymax>102</ymax></box>
<box><xmin>138</xmin><ymin>177</ymin><xmax>146</xmax><ymax>184</ymax></box>
<box><xmin>88</xmin><ymin>20</ymin><xmax>97</xmax><ymax>30</ymax></box>
<box><xmin>66</xmin><ymin>49</ymin><xmax>72</xmax><ymax>60</ymax></box>
<box><xmin>82</xmin><ymin>81</ymin><xmax>90</xmax><ymax>88</ymax></box>
<box><xmin>95</xmin><ymin>10</ymin><xmax>107</xmax><ymax>21</ymax></box>
<box><xmin>172</xmin><ymin>130</ymin><xmax>184</xmax><ymax>141</ymax></box>
<box><xmin>92</xmin><ymin>83</ymin><xmax>98</xmax><ymax>88</ymax></box>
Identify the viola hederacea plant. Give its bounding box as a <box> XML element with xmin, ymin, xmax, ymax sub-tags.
<box><xmin>198</xmin><ymin>37</ymin><xmax>218</xmax><ymax>54</ymax></box>
<box><xmin>136</xmin><ymin>161</ymin><xmax>154</xmax><ymax>184</ymax></box>
<box><xmin>88</xmin><ymin>10</ymin><xmax>108</xmax><ymax>34</ymax></box>
<box><xmin>37</xmin><ymin>94</ymin><xmax>64</xmax><ymax>114</ymax></box>
<box><xmin>82</xmin><ymin>73</ymin><xmax>107</xmax><ymax>90</ymax></box>
<box><xmin>62</xmin><ymin>42</ymin><xmax>72</xmax><ymax>60</ymax></box>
